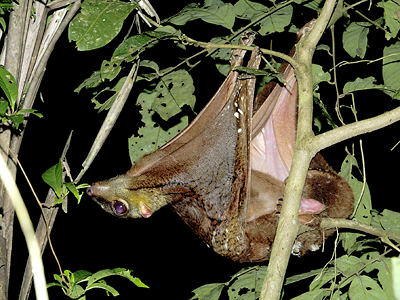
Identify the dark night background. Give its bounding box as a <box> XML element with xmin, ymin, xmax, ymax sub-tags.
<box><xmin>7</xmin><ymin>1</ymin><xmax>399</xmax><ymax>299</ymax></box>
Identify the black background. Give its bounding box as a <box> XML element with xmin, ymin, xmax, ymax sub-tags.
<box><xmin>7</xmin><ymin>1</ymin><xmax>399</xmax><ymax>299</ymax></box>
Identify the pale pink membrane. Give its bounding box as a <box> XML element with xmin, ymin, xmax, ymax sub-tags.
<box><xmin>299</xmin><ymin>198</ymin><xmax>325</xmax><ymax>214</ymax></box>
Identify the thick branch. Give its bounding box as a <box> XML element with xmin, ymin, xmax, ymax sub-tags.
<box><xmin>259</xmin><ymin>0</ymin><xmax>338</xmax><ymax>299</ymax></box>
<box><xmin>259</xmin><ymin>150</ymin><xmax>312</xmax><ymax>299</ymax></box>
<box><xmin>310</xmin><ymin>106</ymin><xmax>400</xmax><ymax>153</ymax></box>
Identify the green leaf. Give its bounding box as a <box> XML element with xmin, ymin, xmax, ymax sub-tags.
<box><xmin>68</xmin><ymin>0</ymin><xmax>137</xmax><ymax>51</ymax></box>
<box><xmin>392</xmin><ymin>256</ymin><xmax>400</xmax><ymax>300</ymax></box>
<box><xmin>291</xmin><ymin>289</ymin><xmax>330</xmax><ymax>300</ymax></box>
<box><xmin>53</xmin><ymin>197</ymin><xmax>64</xmax><ymax>205</ymax></box>
<box><xmin>91</xmin><ymin>76</ymin><xmax>127</xmax><ymax>111</ymax></box>
<box><xmin>379</xmin><ymin>209</ymin><xmax>400</xmax><ymax>233</ymax></box>
<box><xmin>8</xmin><ymin>114</ymin><xmax>25</xmax><ymax>129</ymax></box>
<box><xmin>309</xmin><ymin>267</ymin><xmax>336</xmax><ymax>290</ymax></box>
<box><xmin>100</xmin><ymin>31</ymin><xmax>169</xmax><ymax>81</ymax></box>
<box><xmin>342</xmin><ymin>22</ymin><xmax>370</xmax><ymax>58</ymax></box>
<box><xmin>128</xmin><ymin>92</ymin><xmax>189</xmax><ymax>164</ymax></box>
<box><xmin>312</xmin><ymin>64</ymin><xmax>331</xmax><ymax>86</ymax></box>
<box><xmin>77</xmin><ymin>183</ymin><xmax>91</xmax><ymax>189</ymax></box>
<box><xmin>72</xmin><ymin>270</ymin><xmax>93</xmax><ymax>283</ymax></box>
<box><xmin>0</xmin><ymin>66</ymin><xmax>18</xmax><ymax>110</ymax></box>
<box><xmin>87</xmin><ymin>268</ymin><xmax>148</xmax><ymax>288</ymax></box>
<box><xmin>74</xmin><ymin>71</ymin><xmax>103</xmax><ymax>93</ymax></box>
<box><xmin>209</xmin><ymin>35</ymin><xmax>240</xmax><ymax>75</ymax></box>
<box><xmin>86</xmin><ymin>281</ymin><xmax>119</xmax><ymax>296</ymax></box>
<box><xmin>298</xmin><ymin>0</ymin><xmax>324</xmax><ymax>11</ymax></box>
<box><xmin>154</xmin><ymin>25</ymin><xmax>179</xmax><ymax>35</ymax></box>
<box><xmin>343</xmin><ymin>77</ymin><xmax>384</xmax><ymax>94</ymax></box>
<box><xmin>233</xmin><ymin>0</ymin><xmax>267</xmax><ymax>20</ymax></box>
<box><xmin>149</xmin><ymin>70</ymin><xmax>195</xmax><ymax>120</ymax></box>
<box><xmin>258</xmin><ymin>5</ymin><xmax>293</xmax><ymax>35</ymax></box>
<box><xmin>339</xmin><ymin>154</ymin><xmax>372</xmax><ymax>224</ymax></box>
<box><xmin>335</xmin><ymin>255</ymin><xmax>364</xmax><ymax>277</ymax></box>
<box><xmin>316</xmin><ymin>44</ymin><xmax>331</xmax><ymax>53</ymax></box>
<box><xmin>383</xmin><ymin>42</ymin><xmax>400</xmax><ymax>100</ymax></box>
<box><xmin>190</xmin><ymin>283</ymin><xmax>224</xmax><ymax>300</ymax></box>
<box><xmin>54</xmin><ymin>273</ymin><xmax>64</xmax><ymax>283</ymax></box>
<box><xmin>348</xmin><ymin>275</ymin><xmax>386</xmax><ymax>300</ymax></box>
<box><xmin>227</xmin><ymin>267</ymin><xmax>267</xmax><ymax>299</ymax></box>
<box><xmin>16</xmin><ymin>109</ymin><xmax>43</xmax><ymax>118</ymax></box>
<box><xmin>47</xmin><ymin>282</ymin><xmax>63</xmax><ymax>288</ymax></box>
<box><xmin>377</xmin><ymin>0</ymin><xmax>400</xmax><ymax>39</ymax></box>
<box><xmin>373</xmin><ymin>257</ymin><xmax>395</xmax><ymax>300</ymax></box>
<box><xmin>69</xmin><ymin>283</ymin><xmax>86</xmax><ymax>299</ymax></box>
<box><xmin>285</xmin><ymin>268</ymin><xmax>324</xmax><ymax>285</ymax></box>
<box><xmin>140</xmin><ymin>60</ymin><xmax>160</xmax><ymax>73</ymax></box>
<box><xmin>169</xmin><ymin>1</ymin><xmax>235</xmax><ymax>29</ymax></box>
<box><xmin>42</xmin><ymin>161</ymin><xmax>63</xmax><ymax>197</ymax></box>
<box><xmin>339</xmin><ymin>231</ymin><xmax>365</xmax><ymax>254</ymax></box>
<box><xmin>313</xmin><ymin>96</ymin><xmax>337</xmax><ymax>129</ymax></box>
<box><xmin>0</xmin><ymin>99</ymin><xmax>8</xmax><ymax>115</ymax></box>
<box><xmin>65</xmin><ymin>182</ymin><xmax>80</xmax><ymax>203</ymax></box>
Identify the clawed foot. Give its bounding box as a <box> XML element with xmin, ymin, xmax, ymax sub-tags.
<box><xmin>274</xmin><ymin>197</ymin><xmax>283</xmax><ymax>215</ymax></box>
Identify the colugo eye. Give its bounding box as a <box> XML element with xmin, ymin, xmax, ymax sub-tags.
<box><xmin>112</xmin><ymin>200</ymin><xmax>128</xmax><ymax>216</ymax></box>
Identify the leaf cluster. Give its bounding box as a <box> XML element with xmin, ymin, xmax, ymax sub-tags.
<box><xmin>41</xmin><ymin>160</ymin><xmax>89</xmax><ymax>209</ymax></box>
<box><xmin>47</xmin><ymin>268</ymin><xmax>148</xmax><ymax>299</ymax></box>
<box><xmin>0</xmin><ymin>66</ymin><xmax>42</xmax><ymax>129</ymax></box>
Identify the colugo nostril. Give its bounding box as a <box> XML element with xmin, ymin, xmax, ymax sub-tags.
<box><xmin>86</xmin><ymin>187</ymin><xmax>94</xmax><ymax>196</ymax></box>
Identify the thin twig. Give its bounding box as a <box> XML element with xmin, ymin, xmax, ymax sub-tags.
<box><xmin>331</xmin><ymin>26</ymin><xmax>345</xmax><ymax>126</ymax></box>
<box><xmin>182</xmin><ymin>37</ymin><xmax>300</xmax><ymax>70</ymax></box>
<box><xmin>7</xmin><ymin>149</ymin><xmax>64</xmax><ymax>276</ymax></box>
<box><xmin>18</xmin><ymin>132</ymin><xmax>73</xmax><ymax>300</ymax></box>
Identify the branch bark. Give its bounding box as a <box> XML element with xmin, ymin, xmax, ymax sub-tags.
<box><xmin>0</xmin><ymin>1</ymin><xmax>31</xmax><ymax>297</ymax></box>
<box><xmin>259</xmin><ymin>0</ymin><xmax>339</xmax><ymax>299</ymax></box>
<box><xmin>310</xmin><ymin>106</ymin><xmax>400</xmax><ymax>153</ymax></box>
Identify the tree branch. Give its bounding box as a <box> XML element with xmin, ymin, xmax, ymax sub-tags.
<box><xmin>259</xmin><ymin>0</ymin><xmax>339</xmax><ymax>299</ymax></box>
<box><xmin>310</xmin><ymin>106</ymin><xmax>400</xmax><ymax>153</ymax></box>
<box><xmin>321</xmin><ymin>218</ymin><xmax>400</xmax><ymax>244</ymax></box>
<box><xmin>75</xmin><ymin>62</ymin><xmax>139</xmax><ymax>182</ymax></box>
